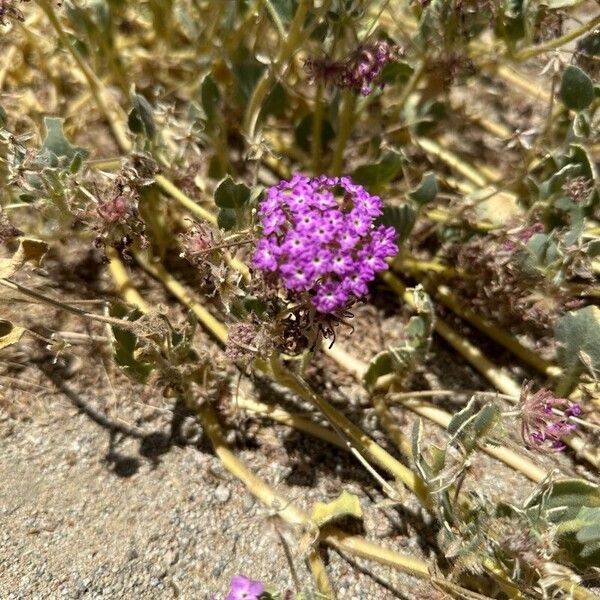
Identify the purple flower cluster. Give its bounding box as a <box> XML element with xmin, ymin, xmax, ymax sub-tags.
<box><xmin>253</xmin><ymin>174</ymin><xmax>398</xmax><ymax>314</ymax></box>
<box><xmin>520</xmin><ymin>382</ymin><xmax>581</xmax><ymax>452</ymax></box>
<box><xmin>346</xmin><ymin>41</ymin><xmax>398</xmax><ymax>96</ymax></box>
<box><xmin>304</xmin><ymin>41</ymin><xmax>398</xmax><ymax>96</ymax></box>
<box><xmin>225</xmin><ymin>575</ymin><xmax>264</xmax><ymax>600</ymax></box>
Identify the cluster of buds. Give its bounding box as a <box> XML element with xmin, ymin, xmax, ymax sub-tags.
<box><xmin>252</xmin><ymin>174</ymin><xmax>398</xmax><ymax>314</ymax></box>
<box><xmin>501</xmin><ymin>222</ymin><xmax>545</xmax><ymax>252</ymax></box>
<box><xmin>305</xmin><ymin>41</ymin><xmax>400</xmax><ymax>96</ymax></box>
<box><xmin>563</xmin><ymin>176</ymin><xmax>593</xmax><ymax>204</ymax></box>
<box><xmin>519</xmin><ymin>381</ymin><xmax>581</xmax><ymax>452</ymax></box>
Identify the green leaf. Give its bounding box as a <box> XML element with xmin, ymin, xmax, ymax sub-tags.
<box><xmin>69</xmin><ymin>151</ymin><xmax>84</xmax><ymax>174</ymax></box>
<box><xmin>232</xmin><ymin>59</ymin><xmax>265</xmax><ymax>100</ymax></box>
<box><xmin>37</xmin><ymin>117</ymin><xmax>89</xmax><ymax>168</ymax></box>
<box><xmin>577</xmin><ymin>30</ymin><xmax>600</xmax><ymax>56</ymax></box>
<box><xmin>201</xmin><ymin>74</ymin><xmax>221</xmax><ymax>121</ymax></box>
<box><xmin>412</xmin><ymin>418</ymin><xmax>432</xmax><ymax>481</ymax></box>
<box><xmin>377</xmin><ymin>204</ymin><xmax>416</xmax><ymax>243</ymax></box>
<box><xmin>311</xmin><ymin>490</ymin><xmax>363</xmax><ymax>527</ymax></box>
<box><xmin>560</xmin><ymin>66</ymin><xmax>594</xmax><ymax>112</ymax></box>
<box><xmin>555</xmin><ymin>306</ymin><xmax>600</xmax><ymax>384</ymax></box>
<box><xmin>362</xmin><ymin>350</ymin><xmax>394</xmax><ymax>391</ymax></box>
<box><xmin>109</xmin><ymin>305</ymin><xmax>153</xmax><ymax>383</ymax></box>
<box><xmin>408</xmin><ymin>171</ymin><xmax>438</xmax><ymax>206</ymax></box>
<box><xmin>502</xmin><ymin>0</ymin><xmax>526</xmax><ymax>40</ymax></box>
<box><xmin>525</xmin><ymin>479</ymin><xmax>600</xmax><ymax>522</ymax></box>
<box><xmin>429</xmin><ymin>445</ymin><xmax>447</xmax><ymax>475</ymax></box>
<box><xmin>447</xmin><ymin>399</ymin><xmax>501</xmax><ymax>453</ymax></box>
<box><xmin>575</xmin><ymin>507</ymin><xmax>600</xmax><ymax>544</ymax></box>
<box><xmin>217</xmin><ymin>208</ymin><xmax>237</xmax><ymax>231</ymax></box>
<box><xmin>352</xmin><ymin>152</ymin><xmax>402</xmax><ymax>188</ymax></box>
<box><xmin>529</xmin><ymin>482</ymin><xmax>600</xmax><ymax>567</ymax></box>
<box><xmin>380</xmin><ymin>60</ymin><xmax>414</xmax><ymax>84</ymax></box>
<box><xmin>214</xmin><ymin>176</ymin><xmax>251</xmax><ymax>209</ymax></box>
<box><xmin>261</xmin><ymin>82</ymin><xmax>287</xmax><ymax>119</ymax></box>
<box><xmin>448</xmin><ymin>397</ymin><xmax>478</xmax><ymax>438</ymax></box>
<box><xmin>266</xmin><ymin>0</ymin><xmax>295</xmax><ymax>24</ymax></box>
<box><xmin>129</xmin><ymin>93</ymin><xmax>156</xmax><ymax>139</ymax></box>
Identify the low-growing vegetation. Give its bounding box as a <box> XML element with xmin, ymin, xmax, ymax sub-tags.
<box><xmin>1</xmin><ymin>0</ymin><xmax>600</xmax><ymax>597</ymax></box>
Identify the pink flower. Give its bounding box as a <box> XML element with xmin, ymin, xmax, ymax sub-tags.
<box><xmin>519</xmin><ymin>381</ymin><xmax>580</xmax><ymax>452</ymax></box>
<box><xmin>225</xmin><ymin>575</ymin><xmax>264</xmax><ymax>600</ymax></box>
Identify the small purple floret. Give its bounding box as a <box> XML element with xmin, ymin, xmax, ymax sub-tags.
<box><xmin>225</xmin><ymin>575</ymin><xmax>264</xmax><ymax>600</ymax></box>
<box><xmin>252</xmin><ymin>174</ymin><xmax>398</xmax><ymax>314</ymax></box>
<box><xmin>519</xmin><ymin>381</ymin><xmax>581</xmax><ymax>453</ymax></box>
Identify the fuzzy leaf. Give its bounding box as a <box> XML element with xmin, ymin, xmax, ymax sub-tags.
<box><xmin>560</xmin><ymin>66</ymin><xmax>594</xmax><ymax>112</ymax></box>
<box><xmin>363</xmin><ymin>351</ymin><xmax>394</xmax><ymax>391</ymax></box>
<box><xmin>352</xmin><ymin>152</ymin><xmax>402</xmax><ymax>188</ymax></box>
<box><xmin>555</xmin><ymin>306</ymin><xmax>600</xmax><ymax>383</ymax></box>
<box><xmin>380</xmin><ymin>60</ymin><xmax>414</xmax><ymax>84</ymax></box>
<box><xmin>412</xmin><ymin>418</ymin><xmax>432</xmax><ymax>481</ymax></box>
<box><xmin>0</xmin><ymin>238</ymin><xmax>48</xmax><ymax>278</ymax></box>
<box><xmin>261</xmin><ymin>82</ymin><xmax>287</xmax><ymax>119</ymax></box>
<box><xmin>201</xmin><ymin>74</ymin><xmax>221</xmax><ymax>121</ymax></box>
<box><xmin>574</xmin><ymin>507</ymin><xmax>600</xmax><ymax>544</ymax></box>
<box><xmin>429</xmin><ymin>445</ymin><xmax>447</xmax><ymax>475</ymax></box>
<box><xmin>0</xmin><ymin>320</ymin><xmax>26</xmax><ymax>350</ymax></box>
<box><xmin>525</xmin><ymin>479</ymin><xmax>600</xmax><ymax>523</ymax></box>
<box><xmin>448</xmin><ymin>397</ymin><xmax>478</xmax><ymax>439</ymax></box>
<box><xmin>408</xmin><ymin>171</ymin><xmax>438</xmax><ymax>206</ymax></box>
<box><xmin>129</xmin><ymin>93</ymin><xmax>156</xmax><ymax>139</ymax></box>
<box><xmin>232</xmin><ymin>58</ymin><xmax>265</xmax><ymax>100</ymax></box>
<box><xmin>217</xmin><ymin>208</ymin><xmax>237</xmax><ymax>231</ymax></box>
<box><xmin>214</xmin><ymin>176</ymin><xmax>251</xmax><ymax>209</ymax></box>
<box><xmin>378</xmin><ymin>205</ymin><xmax>416</xmax><ymax>243</ymax></box>
<box><xmin>311</xmin><ymin>490</ymin><xmax>363</xmax><ymax>527</ymax></box>
<box><xmin>109</xmin><ymin>305</ymin><xmax>153</xmax><ymax>383</ymax></box>
<box><xmin>37</xmin><ymin>117</ymin><xmax>89</xmax><ymax>168</ymax></box>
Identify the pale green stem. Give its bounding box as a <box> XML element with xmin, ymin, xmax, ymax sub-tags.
<box><xmin>243</xmin><ymin>0</ymin><xmax>312</xmax><ymax>141</ymax></box>
<box><xmin>331</xmin><ymin>92</ymin><xmax>356</xmax><ymax>176</ymax></box>
<box><xmin>263</xmin><ymin>356</ymin><xmax>433</xmax><ymax>509</ymax></box>
<box><xmin>311</xmin><ymin>83</ymin><xmax>325</xmax><ymax>174</ymax></box>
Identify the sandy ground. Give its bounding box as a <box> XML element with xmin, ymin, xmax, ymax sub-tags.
<box><xmin>0</xmin><ymin>252</ymin><xmax>593</xmax><ymax>599</ymax></box>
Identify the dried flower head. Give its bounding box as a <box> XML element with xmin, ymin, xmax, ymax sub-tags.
<box><xmin>225</xmin><ymin>321</ymin><xmax>273</xmax><ymax>364</ymax></box>
<box><xmin>252</xmin><ymin>174</ymin><xmax>398</xmax><ymax>315</ymax></box>
<box><xmin>519</xmin><ymin>381</ymin><xmax>580</xmax><ymax>452</ymax></box>
<box><xmin>305</xmin><ymin>41</ymin><xmax>400</xmax><ymax>96</ymax></box>
<box><xmin>533</xmin><ymin>7</ymin><xmax>564</xmax><ymax>43</ymax></box>
<box><xmin>0</xmin><ymin>209</ymin><xmax>22</xmax><ymax>243</ymax></box>
<box><xmin>96</xmin><ymin>195</ymin><xmax>129</xmax><ymax>224</ymax></box>
<box><xmin>563</xmin><ymin>176</ymin><xmax>592</xmax><ymax>204</ymax></box>
<box><xmin>0</xmin><ymin>0</ymin><xmax>27</xmax><ymax>25</ymax></box>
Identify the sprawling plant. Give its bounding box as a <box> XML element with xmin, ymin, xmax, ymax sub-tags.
<box><xmin>1</xmin><ymin>0</ymin><xmax>600</xmax><ymax>598</ymax></box>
